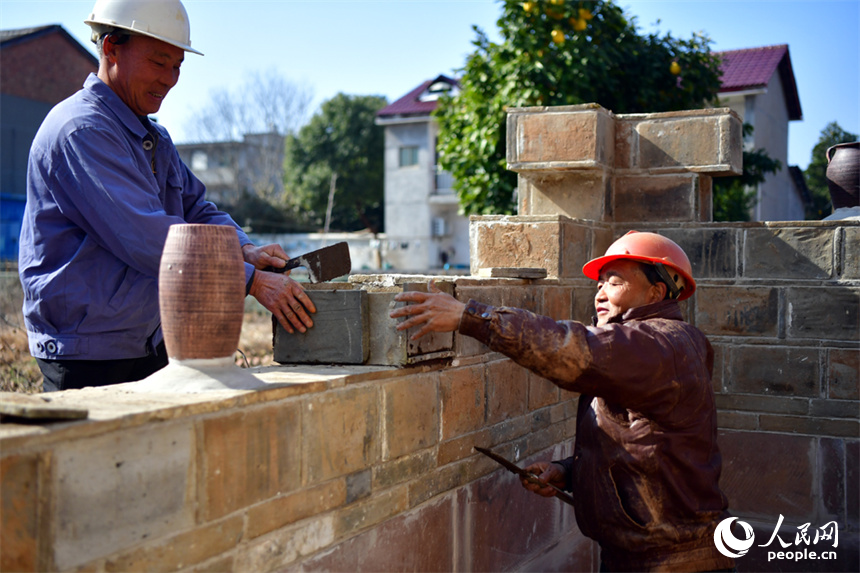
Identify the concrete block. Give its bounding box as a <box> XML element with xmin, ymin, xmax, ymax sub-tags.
<box><xmin>613</xmin><ymin>173</ymin><xmax>701</xmax><ymax>222</ymax></box>
<box><xmin>304</xmin><ymin>386</ymin><xmax>379</xmax><ymax>483</ymax></box>
<box><xmin>439</xmin><ymin>366</ymin><xmax>486</xmax><ymax>440</ymax></box>
<box><xmin>715</xmin><ymin>393</ymin><xmax>809</xmax><ymax>416</ymax></box>
<box><xmin>0</xmin><ymin>453</ymin><xmax>42</xmax><ymax>572</ymax></box>
<box><xmin>759</xmin><ymin>415</ymin><xmax>859</xmax><ymax>439</ymax></box>
<box><xmin>300</xmin><ymin>495</ymin><xmax>454</xmax><ymax>572</ymax></box>
<box><xmin>202</xmin><ymin>402</ymin><xmax>302</xmax><ymax>520</ymax></box>
<box><xmin>381</xmin><ymin>372</ymin><xmax>438</xmax><ymax>460</ymax></box>
<box><xmin>828</xmin><ymin>348</ymin><xmax>859</xmax><ymax>400</ymax></box>
<box><xmin>517</xmin><ymin>170</ymin><xmax>611</xmax><ymax>219</ymax></box>
<box><xmin>629</xmin><ymin>110</ymin><xmax>743</xmax><ymax>175</ymax></box>
<box><xmin>743</xmin><ymin>227</ymin><xmax>834</xmax><ymax>279</ymax></box>
<box><xmin>273</xmin><ymin>290</ymin><xmax>369</xmax><ymax>365</ymax></box>
<box><xmin>695</xmin><ymin>286</ymin><xmax>779</xmax><ymax>336</ymax></box>
<box><xmin>104</xmin><ymin>516</ymin><xmax>243</xmax><ymax>573</ymax></box>
<box><xmin>245</xmin><ymin>480</ymin><xmax>346</xmax><ymax>540</ymax></box>
<box><xmin>787</xmin><ymin>287</ymin><xmax>860</xmax><ymax>341</ymax></box>
<box><xmin>52</xmin><ymin>423</ymin><xmax>195</xmax><ymax>570</ymax></box>
<box><xmin>507</xmin><ymin>104</ymin><xmax>615</xmax><ymax>170</ymax></box>
<box><xmin>719</xmin><ymin>430</ymin><xmax>815</xmax><ymax>520</ymax></box>
<box><xmin>727</xmin><ymin>345</ymin><xmax>819</xmax><ymax>397</ymax></box>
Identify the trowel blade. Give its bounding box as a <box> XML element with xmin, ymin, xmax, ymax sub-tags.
<box><xmin>270</xmin><ymin>241</ymin><xmax>351</xmax><ymax>283</ymax></box>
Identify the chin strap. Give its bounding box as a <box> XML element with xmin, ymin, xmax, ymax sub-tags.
<box><xmin>653</xmin><ymin>262</ymin><xmax>683</xmax><ymax>300</ymax></box>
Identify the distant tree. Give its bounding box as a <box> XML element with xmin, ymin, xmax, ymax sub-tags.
<box><xmin>712</xmin><ymin>123</ymin><xmax>782</xmax><ymax>221</ymax></box>
<box><xmin>804</xmin><ymin>121</ymin><xmax>858</xmax><ymax>219</ymax></box>
<box><xmin>185</xmin><ymin>69</ymin><xmax>314</xmax><ymax>142</ymax></box>
<box><xmin>283</xmin><ymin>93</ymin><xmax>387</xmax><ymax>233</ymax></box>
<box><xmin>434</xmin><ymin>0</ymin><xmax>723</xmax><ymax>215</ymax></box>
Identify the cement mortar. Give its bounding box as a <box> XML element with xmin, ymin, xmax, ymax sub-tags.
<box><xmin>127</xmin><ymin>357</ymin><xmax>272</xmax><ymax>393</ymax></box>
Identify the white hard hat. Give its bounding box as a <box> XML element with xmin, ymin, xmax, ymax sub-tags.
<box><xmin>85</xmin><ymin>0</ymin><xmax>203</xmax><ymax>55</ymax></box>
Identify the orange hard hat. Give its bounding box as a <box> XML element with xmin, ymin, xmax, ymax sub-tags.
<box><xmin>582</xmin><ymin>231</ymin><xmax>696</xmax><ymax>300</ymax></box>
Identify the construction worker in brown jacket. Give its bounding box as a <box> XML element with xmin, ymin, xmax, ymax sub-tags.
<box><xmin>390</xmin><ymin>231</ymin><xmax>735</xmax><ymax>572</ymax></box>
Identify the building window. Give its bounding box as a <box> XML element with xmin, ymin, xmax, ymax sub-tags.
<box><xmin>399</xmin><ymin>146</ymin><xmax>419</xmax><ymax>167</ymax></box>
<box><xmin>191</xmin><ymin>150</ymin><xmax>208</xmax><ymax>171</ymax></box>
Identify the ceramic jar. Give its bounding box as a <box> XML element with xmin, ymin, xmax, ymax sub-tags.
<box><xmin>159</xmin><ymin>224</ymin><xmax>244</xmax><ymax>360</ymax></box>
<box><xmin>826</xmin><ymin>141</ymin><xmax>860</xmax><ymax>209</ymax></box>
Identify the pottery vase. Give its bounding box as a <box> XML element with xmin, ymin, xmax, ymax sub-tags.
<box><xmin>826</xmin><ymin>141</ymin><xmax>860</xmax><ymax>210</ymax></box>
<box><xmin>159</xmin><ymin>224</ymin><xmax>244</xmax><ymax>360</ymax></box>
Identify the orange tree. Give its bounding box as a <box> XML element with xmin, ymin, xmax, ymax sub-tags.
<box><xmin>435</xmin><ymin>0</ymin><xmax>723</xmax><ymax>215</ymax></box>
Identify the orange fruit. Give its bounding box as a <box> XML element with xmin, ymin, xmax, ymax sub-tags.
<box><xmin>670</xmin><ymin>61</ymin><xmax>681</xmax><ymax>75</ymax></box>
<box><xmin>551</xmin><ymin>29</ymin><xmax>565</xmax><ymax>44</ymax></box>
<box><xmin>523</xmin><ymin>1</ymin><xmax>534</xmax><ymax>12</ymax></box>
<box><xmin>579</xmin><ymin>8</ymin><xmax>594</xmax><ymax>20</ymax></box>
<box><xmin>572</xmin><ymin>18</ymin><xmax>587</xmax><ymax>32</ymax></box>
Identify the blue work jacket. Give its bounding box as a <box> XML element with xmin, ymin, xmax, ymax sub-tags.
<box><xmin>19</xmin><ymin>74</ymin><xmax>254</xmax><ymax>361</ymax></box>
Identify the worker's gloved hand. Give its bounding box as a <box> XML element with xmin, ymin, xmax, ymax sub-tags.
<box><xmin>242</xmin><ymin>243</ymin><xmax>290</xmax><ymax>271</ymax></box>
<box><xmin>521</xmin><ymin>461</ymin><xmax>566</xmax><ymax>498</ymax></box>
<box><xmin>249</xmin><ymin>271</ymin><xmax>316</xmax><ymax>334</ymax></box>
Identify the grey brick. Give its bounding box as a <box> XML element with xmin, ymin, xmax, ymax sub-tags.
<box><xmin>743</xmin><ymin>227</ymin><xmax>833</xmax><ymax>279</ymax></box>
<box><xmin>787</xmin><ymin>287</ymin><xmax>860</xmax><ymax>341</ymax></box>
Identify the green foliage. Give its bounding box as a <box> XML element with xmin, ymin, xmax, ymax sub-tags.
<box><xmin>804</xmin><ymin>121</ymin><xmax>858</xmax><ymax>219</ymax></box>
<box><xmin>284</xmin><ymin>93</ymin><xmax>388</xmax><ymax>232</ymax></box>
<box><xmin>434</xmin><ymin>0</ymin><xmax>723</xmax><ymax>215</ymax></box>
<box><xmin>713</xmin><ymin>123</ymin><xmax>782</xmax><ymax>221</ymax></box>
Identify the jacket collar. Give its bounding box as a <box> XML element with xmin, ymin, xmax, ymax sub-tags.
<box><xmin>84</xmin><ymin>73</ymin><xmax>150</xmax><ymax>141</ymax></box>
<box><xmin>592</xmin><ymin>299</ymin><xmax>684</xmax><ymax>326</ymax></box>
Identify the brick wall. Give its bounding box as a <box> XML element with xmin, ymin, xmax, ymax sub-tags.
<box><xmin>1</xmin><ymin>29</ymin><xmax>98</xmax><ymax>104</ymax></box>
<box><xmin>1</xmin><ymin>104</ymin><xmax>857</xmax><ymax>572</ymax></box>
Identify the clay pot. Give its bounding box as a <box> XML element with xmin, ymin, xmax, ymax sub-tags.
<box><xmin>826</xmin><ymin>142</ymin><xmax>860</xmax><ymax>209</ymax></box>
<box><xmin>159</xmin><ymin>224</ymin><xmax>244</xmax><ymax>360</ymax></box>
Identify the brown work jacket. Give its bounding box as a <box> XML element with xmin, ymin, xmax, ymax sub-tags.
<box><xmin>459</xmin><ymin>298</ymin><xmax>735</xmax><ymax>573</ymax></box>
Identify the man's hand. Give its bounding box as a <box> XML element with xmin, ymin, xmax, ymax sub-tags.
<box><xmin>249</xmin><ymin>271</ymin><xmax>316</xmax><ymax>333</ymax></box>
<box><xmin>389</xmin><ymin>280</ymin><xmax>466</xmax><ymax>341</ymax></box>
<box><xmin>521</xmin><ymin>461</ymin><xmax>567</xmax><ymax>498</ymax></box>
<box><xmin>242</xmin><ymin>243</ymin><xmax>290</xmax><ymax>271</ymax></box>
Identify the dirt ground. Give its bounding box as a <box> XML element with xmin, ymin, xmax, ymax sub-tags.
<box><xmin>0</xmin><ymin>272</ymin><xmax>276</xmax><ymax>393</ymax></box>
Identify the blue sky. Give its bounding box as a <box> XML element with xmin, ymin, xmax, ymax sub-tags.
<box><xmin>2</xmin><ymin>0</ymin><xmax>858</xmax><ymax>169</ymax></box>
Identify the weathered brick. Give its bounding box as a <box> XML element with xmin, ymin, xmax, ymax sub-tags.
<box><xmin>843</xmin><ymin>226</ymin><xmax>860</xmax><ymax>279</ymax></box>
<box><xmin>486</xmin><ymin>360</ymin><xmax>528</xmax><ymax>425</ymax></box>
<box><xmin>528</xmin><ymin>421</ymin><xmax>566</xmax><ymax>453</ymax></box>
<box><xmin>203</xmin><ymin>403</ymin><xmax>301</xmax><ymax>520</ymax></box>
<box><xmin>335</xmin><ymin>486</ymin><xmax>409</xmax><ymax>538</ymax></box>
<box><xmin>820</xmin><ymin>438</ymin><xmax>846</xmax><ymax>521</ymax></box>
<box><xmin>0</xmin><ymin>453</ymin><xmax>42</xmax><ymax>572</ymax></box>
<box><xmin>346</xmin><ymin>469</ymin><xmax>372</xmax><ymax>504</ymax></box>
<box><xmin>55</xmin><ymin>423</ymin><xmax>195</xmax><ymax>570</ymax></box>
<box><xmin>542</xmin><ymin>285</ymin><xmax>574</xmax><ymax>320</ymax></box>
<box><xmin>715</xmin><ymin>393</ymin><xmax>809</xmax><ymax>415</ymax></box>
<box><xmin>759</xmin><ymin>414</ymin><xmax>859</xmax><ymax>438</ymax></box>
<box><xmin>408</xmin><ymin>460</ymin><xmax>470</xmax><ymax>508</ymax></box>
<box><xmin>488</xmin><ymin>415</ymin><xmax>533</xmax><ymax>445</ymax></box>
<box><xmin>471</xmin><ymin>218</ymin><xmax>563</xmax><ymax>277</ymax></box>
<box><xmin>105</xmin><ymin>516</ymin><xmax>243</xmax><ymax>573</ymax></box>
<box><xmin>245</xmin><ymin>479</ymin><xmax>346</xmax><ymax>539</ymax></box>
<box><xmin>847</xmin><ymin>441</ymin><xmax>859</xmax><ymax>527</ymax></box>
<box><xmin>809</xmin><ymin>399</ymin><xmax>860</xmax><ymax>419</ymax></box>
<box><xmin>660</xmin><ymin>228</ymin><xmax>738</xmax><ymax>279</ymax></box>
<box><xmin>719</xmin><ymin>430</ymin><xmax>815</xmax><ymax>520</ymax></box>
<box><xmin>234</xmin><ymin>516</ymin><xmax>335</xmax><ymax>572</ymax></box>
<box><xmin>829</xmin><ymin>348</ymin><xmax>860</xmax><ymax>400</ymax></box>
<box><xmin>508</xmin><ymin>105</ymin><xmax>614</xmax><ymax>167</ymax></box>
<box><xmin>727</xmin><ymin>345</ymin><xmax>819</xmax><ymax>397</ymax></box>
<box><xmin>381</xmin><ymin>373</ymin><xmax>438</xmax><ymax>460</ymax></box>
<box><xmin>372</xmin><ymin>449</ymin><xmax>436</xmax><ymax>490</ymax></box>
<box><xmin>439</xmin><ymin>366</ymin><xmax>486</xmax><ymax>440</ymax></box>
<box><xmin>529</xmin><ymin>371</ymin><xmax>560</xmax><ymax>410</ymax></box>
<box><xmin>743</xmin><ymin>227</ymin><xmax>833</xmax><ymax>279</ymax></box>
<box><xmin>787</xmin><ymin>287</ymin><xmax>860</xmax><ymax>341</ymax></box>
<box><xmin>438</xmin><ymin>428</ymin><xmax>491</xmax><ymax>465</ymax></box>
<box><xmin>717</xmin><ymin>410</ymin><xmax>758</xmax><ymax>430</ymax></box>
<box><xmin>304</xmin><ymin>386</ymin><xmax>379</xmax><ymax>483</ymax></box>
<box><xmin>572</xmin><ymin>287</ymin><xmax>597</xmax><ymax>323</ymax></box>
<box><xmin>300</xmin><ymin>494</ymin><xmax>453</xmax><ymax>572</ymax></box>
<box><xmin>518</xmin><ymin>170</ymin><xmax>611</xmax><ymax>220</ymax></box>
<box><xmin>613</xmin><ymin>174</ymin><xmax>699</xmax><ymax>222</ymax></box>
<box><xmin>696</xmin><ymin>286</ymin><xmax>779</xmax><ymax>336</ymax></box>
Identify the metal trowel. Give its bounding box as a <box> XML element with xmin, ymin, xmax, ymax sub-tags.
<box><xmin>266</xmin><ymin>241</ymin><xmax>351</xmax><ymax>283</ymax></box>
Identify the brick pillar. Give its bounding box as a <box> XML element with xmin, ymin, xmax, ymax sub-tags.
<box><xmin>472</xmin><ymin>104</ymin><xmax>743</xmax><ymax>276</ymax></box>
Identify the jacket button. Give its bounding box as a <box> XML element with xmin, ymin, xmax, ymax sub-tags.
<box><xmin>45</xmin><ymin>340</ymin><xmax>57</xmax><ymax>354</ymax></box>
<box><xmin>481</xmin><ymin>312</ymin><xmax>490</xmax><ymax>318</ymax></box>
<box><xmin>466</xmin><ymin>307</ymin><xmax>476</xmax><ymax>315</ymax></box>
<box><xmin>36</xmin><ymin>342</ymin><xmax>44</xmax><ymax>352</ymax></box>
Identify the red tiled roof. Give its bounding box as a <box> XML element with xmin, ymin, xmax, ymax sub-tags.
<box><xmin>377</xmin><ymin>74</ymin><xmax>458</xmax><ymax>118</ymax></box>
<box><xmin>716</xmin><ymin>44</ymin><xmax>802</xmax><ymax>120</ymax></box>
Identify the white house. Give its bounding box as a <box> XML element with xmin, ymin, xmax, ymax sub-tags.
<box><xmin>376</xmin><ymin>45</ymin><xmax>806</xmax><ymax>272</ymax></box>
